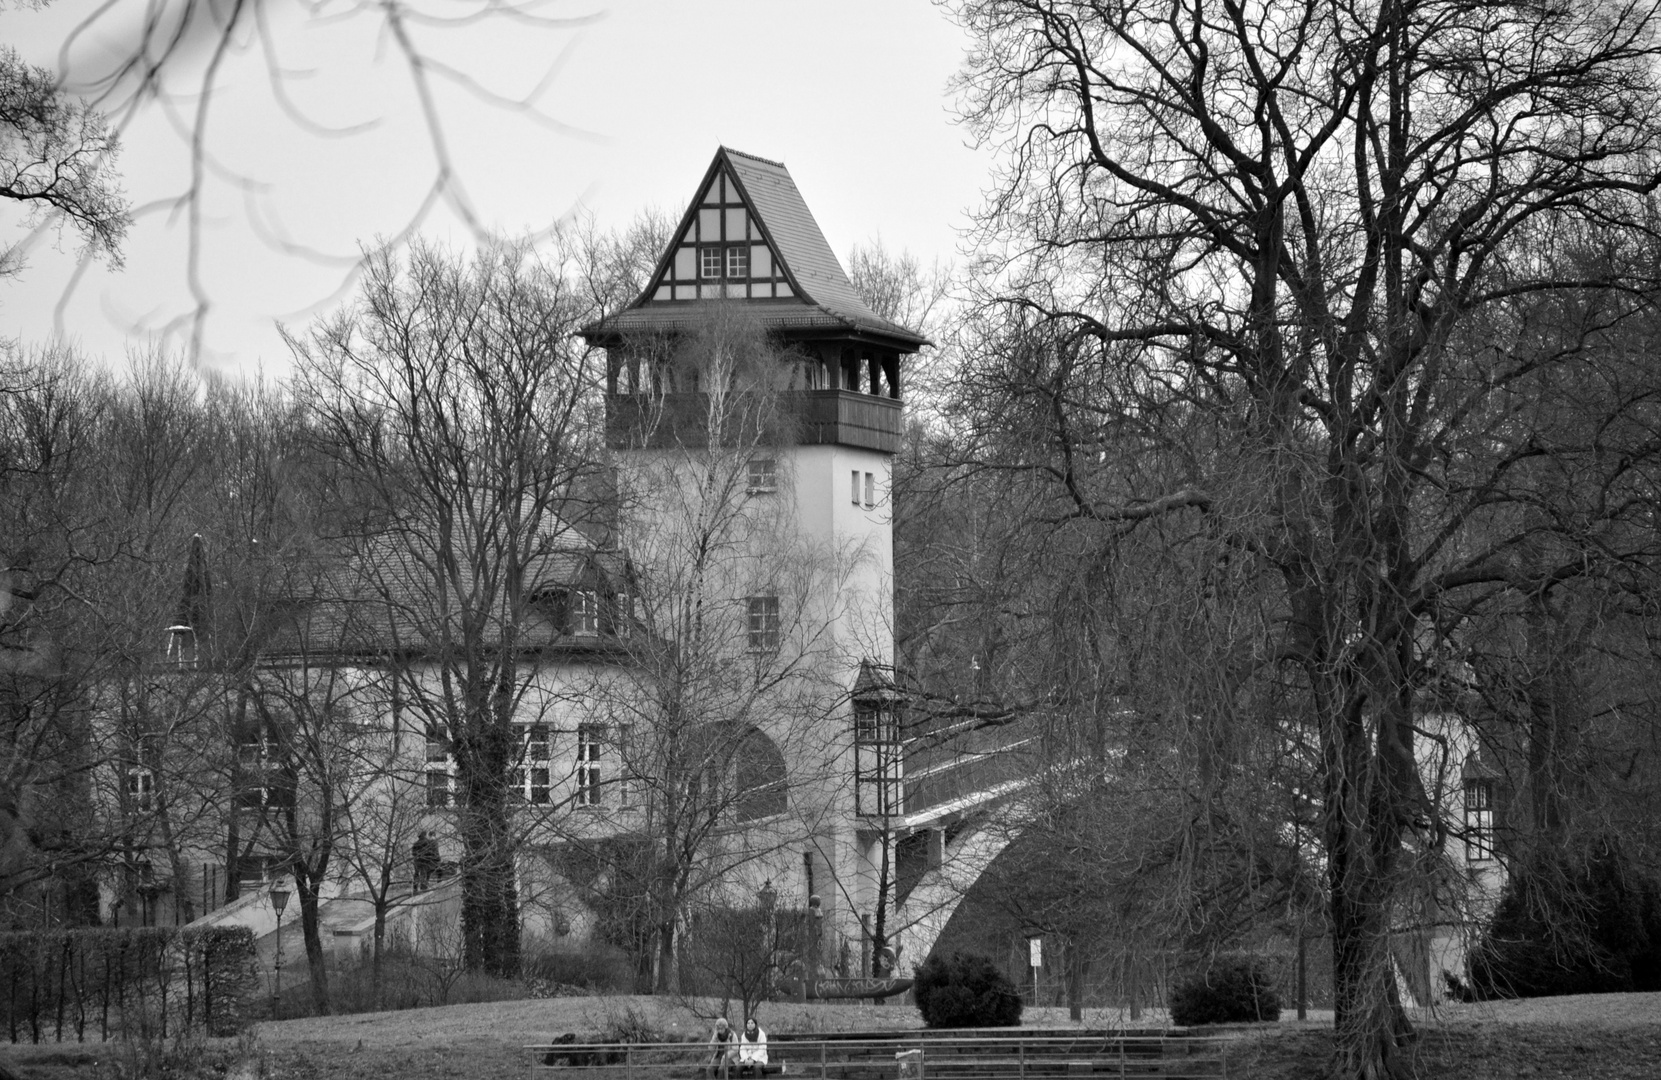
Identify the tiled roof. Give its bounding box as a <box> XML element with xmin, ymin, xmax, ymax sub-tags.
<box><xmin>258</xmin><ymin>517</ymin><xmax>628</xmax><ymax>662</ymax></box>
<box><xmin>585</xmin><ymin>148</ymin><xmax>928</xmax><ymax>351</ymax></box>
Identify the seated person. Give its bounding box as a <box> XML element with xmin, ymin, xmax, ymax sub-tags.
<box><xmin>736</xmin><ymin>1018</ymin><xmax>767</xmax><ymax>1077</ymax></box>
<box><xmin>708</xmin><ymin>1017</ymin><xmax>736</xmax><ymax>1079</ymax></box>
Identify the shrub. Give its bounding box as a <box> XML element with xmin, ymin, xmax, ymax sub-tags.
<box><xmin>522</xmin><ymin>940</ymin><xmax>637</xmax><ymax>995</ymax></box>
<box><xmin>0</xmin><ymin>925</ymin><xmax>256</xmax><ymax>1042</ymax></box>
<box><xmin>1168</xmin><ymin>958</ymin><xmax>1281</xmax><ymax>1026</ymax></box>
<box><xmin>912</xmin><ymin>952</ymin><xmax>1022</xmax><ymax>1029</ymax></box>
<box><xmin>1468</xmin><ymin>840</ymin><xmax>1661</xmax><ymax>999</ymax></box>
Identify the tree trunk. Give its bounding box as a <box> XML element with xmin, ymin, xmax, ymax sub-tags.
<box><xmin>1126</xmin><ymin>948</ymin><xmax>1141</xmax><ymax>1020</ymax></box>
<box><xmin>223</xmin><ymin>688</ymin><xmax>252</xmax><ymax>902</ymax></box>
<box><xmin>372</xmin><ymin>906</ymin><xmax>385</xmax><ymax>1011</ymax></box>
<box><xmin>294</xmin><ymin>873</ymin><xmax>332</xmax><ymax>1016</ymax></box>
<box><xmin>655</xmin><ymin>918</ymin><xmax>679</xmax><ymax>994</ymax></box>
<box><xmin>1325</xmin><ymin>691</ymin><xmax>1416</xmax><ymax>1080</ymax></box>
<box><xmin>1067</xmin><ymin>939</ymin><xmax>1083</xmax><ymax>1021</ymax></box>
<box><xmin>151</xmin><ymin>778</ymin><xmax>196</xmax><ymax>925</ymax></box>
<box><xmin>458</xmin><ymin>713</ymin><xmax>520</xmax><ymax>977</ymax></box>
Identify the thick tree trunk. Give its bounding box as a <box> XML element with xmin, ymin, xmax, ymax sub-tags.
<box><xmin>1324</xmin><ymin>686</ymin><xmax>1417</xmax><ymax>1080</ymax></box>
<box><xmin>458</xmin><ymin>809</ymin><xmax>520</xmax><ymax>977</ymax></box>
<box><xmin>458</xmin><ymin>718</ymin><xmax>520</xmax><ymax>977</ymax></box>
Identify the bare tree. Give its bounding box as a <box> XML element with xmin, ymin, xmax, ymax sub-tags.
<box><xmin>944</xmin><ymin>0</ymin><xmax>1661</xmax><ymax>1074</ymax></box>
<box><xmin>289</xmin><ymin>236</ymin><xmax>598</xmax><ymax>976</ymax></box>
<box><xmin>0</xmin><ymin>45</ymin><xmax>127</xmax><ymax>278</ymax></box>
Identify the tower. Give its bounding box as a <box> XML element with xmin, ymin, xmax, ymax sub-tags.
<box><xmin>582</xmin><ymin>147</ymin><xmax>927</xmax><ymax>976</ymax></box>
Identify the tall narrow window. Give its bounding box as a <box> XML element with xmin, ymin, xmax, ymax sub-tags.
<box><xmin>864</xmin><ymin>472</ymin><xmax>875</xmax><ymax>508</ymax></box>
<box><xmin>851</xmin><ymin>470</ymin><xmax>860</xmax><ymax>505</ymax></box>
<box><xmin>747</xmin><ymin>596</ymin><xmax>781</xmax><ymax>651</ymax></box>
<box><xmin>608</xmin><ymin>590</ymin><xmax>635</xmax><ymax>638</ymax></box>
<box><xmin>577</xmin><ymin>725</ymin><xmax>604</xmax><ymax>806</ymax></box>
<box><xmin>570</xmin><ymin>590</ymin><xmax>600</xmax><ymax>636</ymax></box>
<box><xmin>1464</xmin><ymin>779</ymin><xmax>1495</xmax><ymax>860</ymax></box>
<box><xmin>127</xmin><ymin>766</ymin><xmax>154</xmax><ymax>812</ymax></box>
<box><xmin>854</xmin><ymin>705</ymin><xmax>901</xmax><ymax>817</ymax></box>
<box><xmin>426</xmin><ymin>736</ymin><xmax>455</xmax><ymax>808</ymax></box>
<box><xmin>515</xmin><ymin>724</ymin><xmax>551</xmax><ymax>805</ymax></box>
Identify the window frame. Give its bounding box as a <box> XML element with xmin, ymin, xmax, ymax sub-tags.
<box><xmin>747</xmin><ymin>457</ymin><xmax>777</xmax><ymax>494</ymax></box>
<box><xmin>726</xmin><ymin>245</ymin><xmax>749</xmax><ymax>279</ymax></box>
<box><xmin>701</xmin><ymin>246</ymin><xmax>723</xmax><ymax>279</ymax></box>
<box><xmin>570</xmin><ymin>589</ymin><xmax>600</xmax><ymax>636</ymax></box>
<box><xmin>1463</xmin><ymin>778</ymin><xmax>1495</xmax><ymax>861</ymax></box>
<box><xmin>126</xmin><ymin>765</ymin><xmax>154</xmax><ymax>813</ymax></box>
<box><xmin>514</xmin><ymin>723</ymin><xmax>552</xmax><ymax>805</ymax></box>
<box><xmin>576</xmin><ymin>724</ymin><xmax>604</xmax><ymax>807</ymax></box>
<box><xmin>747</xmin><ymin>595</ymin><xmax>781</xmax><ymax>652</ymax></box>
<box><xmin>426</xmin><ymin>735</ymin><xmax>456</xmax><ymax>808</ymax></box>
<box><xmin>853</xmin><ymin>704</ymin><xmax>902</xmax><ymax>818</ymax></box>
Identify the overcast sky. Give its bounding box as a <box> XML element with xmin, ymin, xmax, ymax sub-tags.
<box><xmin>2</xmin><ymin>0</ymin><xmax>990</xmax><ymax>377</ymax></box>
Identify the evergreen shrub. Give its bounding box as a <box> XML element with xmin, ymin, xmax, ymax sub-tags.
<box><xmin>1168</xmin><ymin>958</ymin><xmax>1281</xmax><ymax>1026</ymax></box>
<box><xmin>1468</xmin><ymin>841</ymin><xmax>1661</xmax><ymax>999</ymax></box>
<box><xmin>912</xmin><ymin>951</ymin><xmax>1022</xmax><ymax>1028</ymax></box>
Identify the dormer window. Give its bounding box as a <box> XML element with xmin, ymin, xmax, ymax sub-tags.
<box><xmin>570</xmin><ymin>590</ymin><xmax>600</xmax><ymax>636</ymax></box>
<box><xmin>165</xmin><ymin>625</ymin><xmax>196</xmax><ymax>667</ymax></box>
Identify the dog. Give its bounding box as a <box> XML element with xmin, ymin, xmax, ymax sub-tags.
<box><xmin>541</xmin><ymin>1033</ymin><xmax>624</xmax><ymax>1068</ymax></box>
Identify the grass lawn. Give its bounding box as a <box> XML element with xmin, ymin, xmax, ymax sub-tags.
<box><xmin>4</xmin><ymin>993</ymin><xmax>1661</xmax><ymax>1079</ymax></box>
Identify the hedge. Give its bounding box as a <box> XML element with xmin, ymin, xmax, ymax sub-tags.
<box><xmin>0</xmin><ymin>926</ymin><xmax>258</xmax><ymax>1042</ymax></box>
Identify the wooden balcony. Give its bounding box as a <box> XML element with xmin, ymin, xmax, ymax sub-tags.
<box><xmin>606</xmin><ymin>390</ymin><xmax>902</xmax><ymax>453</ymax></box>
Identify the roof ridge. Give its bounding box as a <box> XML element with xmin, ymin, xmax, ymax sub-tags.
<box><xmin>722</xmin><ymin>146</ymin><xmax>785</xmax><ymax>169</ymax></box>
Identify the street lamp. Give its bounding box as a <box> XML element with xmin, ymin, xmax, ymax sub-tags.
<box><xmin>269</xmin><ymin>881</ymin><xmax>291</xmax><ymax>1019</ymax></box>
<box><xmin>757</xmin><ymin>881</ymin><xmax>777</xmax><ymax>1001</ymax></box>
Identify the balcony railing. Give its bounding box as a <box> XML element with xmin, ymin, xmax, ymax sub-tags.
<box><xmin>607</xmin><ymin>390</ymin><xmax>902</xmax><ymax>453</ymax></box>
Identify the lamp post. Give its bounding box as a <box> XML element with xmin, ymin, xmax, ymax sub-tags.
<box><xmin>804</xmin><ymin>894</ymin><xmax>822</xmax><ymax>1001</ymax></box>
<box><xmin>269</xmin><ymin>881</ymin><xmax>291</xmax><ymax>1019</ymax></box>
<box><xmin>757</xmin><ymin>880</ymin><xmax>777</xmax><ymax>1004</ymax></box>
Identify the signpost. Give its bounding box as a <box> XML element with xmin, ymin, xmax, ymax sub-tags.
<box><xmin>1028</xmin><ymin>936</ymin><xmax>1042</xmax><ymax>1005</ymax></box>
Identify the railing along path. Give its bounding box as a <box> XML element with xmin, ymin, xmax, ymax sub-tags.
<box><xmin>525</xmin><ymin>1031</ymin><xmax>1230</xmax><ymax>1080</ymax></box>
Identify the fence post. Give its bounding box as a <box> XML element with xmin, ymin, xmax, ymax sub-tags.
<box><xmin>625</xmin><ymin>1043</ymin><xmax>633</xmax><ymax>1080</ymax></box>
<box><xmin>820</xmin><ymin>1038</ymin><xmax>827</xmax><ymax>1080</ymax></box>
